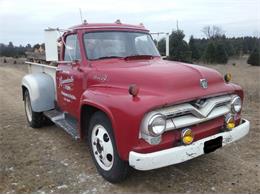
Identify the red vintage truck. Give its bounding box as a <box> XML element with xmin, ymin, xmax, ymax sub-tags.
<box><xmin>22</xmin><ymin>21</ymin><xmax>250</xmax><ymax>183</ymax></box>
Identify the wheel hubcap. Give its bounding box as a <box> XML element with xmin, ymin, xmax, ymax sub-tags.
<box><xmin>91</xmin><ymin>125</ymin><xmax>114</xmax><ymax>171</ymax></box>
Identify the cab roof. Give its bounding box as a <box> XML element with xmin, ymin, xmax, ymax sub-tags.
<box><xmin>69</xmin><ymin>22</ymin><xmax>149</xmax><ymax>32</ymax></box>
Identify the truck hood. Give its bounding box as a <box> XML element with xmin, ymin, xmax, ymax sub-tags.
<box><xmin>90</xmin><ymin>58</ymin><xmax>236</xmax><ymax>105</ymax></box>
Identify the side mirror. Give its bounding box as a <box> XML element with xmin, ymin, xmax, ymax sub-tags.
<box><xmin>44</xmin><ymin>30</ymin><xmax>59</xmax><ymax>61</ymax></box>
<box><xmin>152</xmin><ymin>32</ymin><xmax>170</xmax><ymax>59</ymax></box>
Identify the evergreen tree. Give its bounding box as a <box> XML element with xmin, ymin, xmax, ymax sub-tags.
<box><xmin>189</xmin><ymin>36</ymin><xmax>200</xmax><ymax>60</ymax></box>
<box><xmin>169</xmin><ymin>30</ymin><xmax>191</xmax><ymax>63</ymax></box>
<box><xmin>8</xmin><ymin>42</ymin><xmax>14</xmax><ymax>48</ymax></box>
<box><xmin>157</xmin><ymin>38</ymin><xmax>166</xmax><ymax>56</ymax></box>
<box><xmin>33</xmin><ymin>43</ymin><xmax>41</xmax><ymax>50</ymax></box>
<box><xmin>203</xmin><ymin>42</ymin><xmax>216</xmax><ymax>63</ymax></box>
<box><xmin>247</xmin><ymin>48</ymin><xmax>260</xmax><ymax>66</ymax></box>
<box><xmin>225</xmin><ymin>41</ymin><xmax>235</xmax><ymax>56</ymax></box>
<box><xmin>41</xmin><ymin>43</ymin><xmax>45</xmax><ymax>50</ymax></box>
<box><xmin>215</xmin><ymin>43</ymin><xmax>228</xmax><ymax>64</ymax></box>
<box><xmin>2</xmin><ymin>42</ymin><xmax>16</xmax><ymax>57</ymax></box>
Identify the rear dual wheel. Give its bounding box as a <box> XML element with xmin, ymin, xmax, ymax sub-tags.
<box><xmin>88</xmin><ymin>112</ymin><xmax>129</xmax><ymax>183</ymax></box>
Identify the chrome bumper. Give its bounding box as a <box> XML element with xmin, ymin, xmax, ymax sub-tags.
<box><xmin>129</xmin><ymin>119</ymin><xmax>250</xmax><ymax>171</ymax></box>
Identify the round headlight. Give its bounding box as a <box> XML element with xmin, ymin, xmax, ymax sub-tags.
<box><xmin>148</xmin><ymin>114</ymin><xmax>166</xmax><ymax>136</ymax></box>
<box><xmin>231</xmin><ymin>96</ymin><xmax>242</xmax><ymax>113</ymax></box>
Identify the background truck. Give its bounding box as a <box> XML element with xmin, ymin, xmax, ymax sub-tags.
<box><xmin>22</xmin><ymin>21</ymin><xmax>250</xmax><ymax>183</ymax></box>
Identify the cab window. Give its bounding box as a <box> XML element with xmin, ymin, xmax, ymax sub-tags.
<box><xmin>64</xmin><ymin>34</ymin><xmax>81</xmax><ymax>61</ymax></box>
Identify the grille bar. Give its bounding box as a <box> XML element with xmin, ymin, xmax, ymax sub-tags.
<box><xmin>160</xmin><ymin>95</ymin><xmax>232</xmax><ymax>131</ymax></box>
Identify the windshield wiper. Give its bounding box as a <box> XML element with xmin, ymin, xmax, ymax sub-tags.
<box><xmin>124</xmin><ymin>55</ymin><xmax>154</xmax><ymax>60</ymax></box>
<box><xmin>95</xmin><ymin>56</ymin><xmax>123</xmax><ymax>60</ymax></box>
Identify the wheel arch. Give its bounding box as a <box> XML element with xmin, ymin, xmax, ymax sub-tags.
<box><xmin>21</xmin><ymin>73</ymin><xmax>55</xmax><ymax>112</ymax></box>
<box><xmin>80</xmin><ymin>102</ymin><xmax>116</xmax><ymax>140</ymax></box>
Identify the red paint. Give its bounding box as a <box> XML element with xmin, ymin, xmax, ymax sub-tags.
<box><xmin>55</xmin><ymin>23</ymin><xmax>244</xmax><ymax>160</ymax></box>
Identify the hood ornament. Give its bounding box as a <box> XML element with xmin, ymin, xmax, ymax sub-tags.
<box><xmin>200</xmin><ymin>79</ymin><xmax>208</xmax><ymax>89</ymax></box>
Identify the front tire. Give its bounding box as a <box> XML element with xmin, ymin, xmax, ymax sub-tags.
<box><xmin>24</xmin><ymin>90</ymin><xmax>47</xmax><ymax>128</ymax></box>
<box><xmin>88</xmin><ymin>112</ymin><xmax>129</xmax><ymax>183</ymax></box>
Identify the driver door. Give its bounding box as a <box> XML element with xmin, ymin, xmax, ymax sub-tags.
<box><xmin>56</xmin><ymin>34</ymin><xmax>83</xmax><ymax>118</ymax></box>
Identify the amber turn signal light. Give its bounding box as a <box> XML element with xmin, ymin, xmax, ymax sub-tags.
<box><xmin>181</xmin><ymin>128</ymin><xmax>194</xmax><ymax>145</ymax></box>
<box><xmin>224</xmin><ymin>73</ymin><xmax>232</xmax><ymax>83</ymax></box>
<box><xmin>225</xmin><ymin>115</ymin><xmax>235</xmax><ymax>130</ymax></box>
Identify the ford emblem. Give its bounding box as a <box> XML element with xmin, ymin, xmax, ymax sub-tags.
<box><xmin>200</xmin><ymin>79</ymin><xmax>208</xmax><ymax>89</ymax></box>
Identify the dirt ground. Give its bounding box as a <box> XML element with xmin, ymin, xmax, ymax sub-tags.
<box><xmin>0</xmin><ymin>57</ymin><xmax>259</xmax><ymax>193</ymax></box>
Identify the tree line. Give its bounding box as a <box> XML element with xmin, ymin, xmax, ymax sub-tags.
<box><xmin>0</xmin><ymin>42</ymin><xmax>45</xmax><ymax>58</ymax></box>
<box><xmin>1</xmin><ymin>25</ymin><xmax>259</xmax><ymax>66</ymax></box>
<box><xmin>155</xmin><ymin>25</ymin><xmax>260</xmax><ymax>66</ymax></box>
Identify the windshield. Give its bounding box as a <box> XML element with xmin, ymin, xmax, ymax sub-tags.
<box><xmin>84</xmin><ymin>31</ymin><xmax>160</xmax><ymax>60</ymax></box>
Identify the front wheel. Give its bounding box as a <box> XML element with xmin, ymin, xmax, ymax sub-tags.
<box><xmin>88</xmin><ymin>112</ymin><xmax>129</xmax><ymax>183</ymax></box>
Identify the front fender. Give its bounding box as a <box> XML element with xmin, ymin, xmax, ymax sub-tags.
<box><xmin>21</xmin><ymin>73</ymin><xmax>55</xmax><ymax>112</ymax></box>
<box><xmin>80</xmin><ymin>87</ymin><xmax>156</xmax><ymax>160</ymax></box>
<box><xmin>79</xmin><ymin>81</ymin><xmax>242</xmax><ymax>161</ymax></box>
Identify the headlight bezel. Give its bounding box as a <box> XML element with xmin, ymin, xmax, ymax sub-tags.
<box><xmin>231</xmin><ymin>95</ymin><xmax>242</xmax><ymax>113</ymax></box>
<box><xmin>147</xmin><ymin>113</ymin><xmax>166</xmax><ymax>137</ymax></box>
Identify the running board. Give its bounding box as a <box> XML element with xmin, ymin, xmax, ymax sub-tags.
<box><xmin>44</xmin><ymin>110</ymin><xmax>80</xmax><ymax>140</ymax></box>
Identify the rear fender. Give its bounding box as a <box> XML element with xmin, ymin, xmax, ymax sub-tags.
<box><xmin>21</xmin><ymin>73</ymin><xmax>55</xmax><ymax>112</ymax></box>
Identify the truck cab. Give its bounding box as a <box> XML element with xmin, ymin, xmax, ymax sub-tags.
<box><xmin>22</xmin><ymin>21</ymin><xmax>250</xmax><ymax>183</ymax></box>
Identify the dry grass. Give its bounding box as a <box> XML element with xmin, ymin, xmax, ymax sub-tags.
<box><xmin>203</xmin><ymin>55</ymin><xmax>260</xmax><ymax>113</ymax></box>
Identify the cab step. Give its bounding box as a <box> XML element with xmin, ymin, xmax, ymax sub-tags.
<box><xmin>44</xmin><ymin>110</ymin><xmax>80</xmax><ymax>140</ymax></box>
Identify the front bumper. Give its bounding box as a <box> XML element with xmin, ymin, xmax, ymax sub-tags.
<box><xmin>129</xmin><ymin>119</ymin><xmax>250</xmax><ymax>171</ymax></box>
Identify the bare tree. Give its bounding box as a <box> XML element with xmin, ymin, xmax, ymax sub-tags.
<box><xmin>201</xmin><ymin>25</ymin><xmax>225</xmax><ymax>39</ymax></box>
<box><xmin>202</xmin><ymin>26</ymin><xmax>211</xmax><ymax>39</ymax></box>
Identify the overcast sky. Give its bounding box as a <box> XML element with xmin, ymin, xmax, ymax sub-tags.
<box><xmin>0</xmin><ymin>0</ymin><xmax>259</xmax><ymax>46</ymax></box>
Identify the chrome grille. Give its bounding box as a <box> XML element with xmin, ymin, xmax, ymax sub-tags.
<box><xmin>157</xmin><ymin>95</ymin><xmax>232</xmax><ymax>131</ymax></box>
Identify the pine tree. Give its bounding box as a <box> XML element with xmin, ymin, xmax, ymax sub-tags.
<box><xmin>189</xmin><ymin>36</ymin><xmax>200</xmax><ymax>60</ymax></box>
<box><xmin>157</xmin><ymin>38</ymin><xmax>166</xmax><ymax>56</ymax></box>
<box><xmin>169</xmin><ymin>30</ymin><xmax>191</xmax><ymax>63</ymax></box>
<box><xmin>33</xmin><ymin>44</ymin><xmax>41</xmax><ymax>50</ymax></box>
<box><xmin>215</xmin><ymin>43</ymin><xmax>228</xmax><ymax>64</ymax></box>
<box><xmin>247</xmin><ymin>48</ymin><xmax>260</xmax><ymax>66</ymax></box>
<box><xmin>203</xmin><ymin>42</ymin><xmax>216</xmax><ymax>63</ymax></box>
